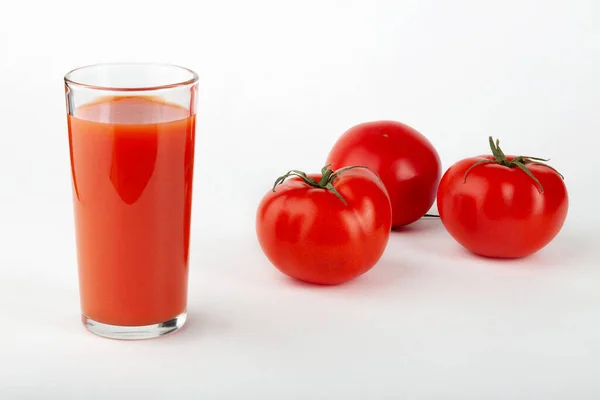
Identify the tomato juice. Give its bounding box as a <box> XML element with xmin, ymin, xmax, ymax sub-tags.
<box><xmin>68</xmin><ymin>96</ymin><xmax>195</xmax><ymax>326</ymax></box>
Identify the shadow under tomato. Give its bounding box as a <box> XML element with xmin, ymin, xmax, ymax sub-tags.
<box><xmin>413</xmin><ymin>235</ymin><xmax>550</xmax><ymax>269</ymax></box>
<box><xmin>524</xmin><ymin>231</ymin><xmax>596</xmax><ymax>268</ymax></box>
<box><xmin>357</xmin><ymin>258</ymin><xmax>420</xmax><ymax>289</ymax></box>
<box><xmin>277</xmin><ymin>274</ymin><xmax>371</xmax><ymax>292</ymax></box>
<box><xmin>391</xmin><ymin>218</ymin><xmax>444</xmax><ymax>234</ymax></box>
<box><xmin>432</xmin><ymin>229</ymin><xmax>595</xmax><ymax>271</ymax></box>
<box><xmin>276</xmin><ymin>255</ymin><xmax>419</xmax><ymax>294</ymax></box>
<box><xmin>280</xmin><ymin>276</ymin><xmax>338</xmax><ymax>289</ymax></box>
<box><xmin>455</xmin><ymin>246</ymin><xmax>543</xmax><ymax>268</ymax></box>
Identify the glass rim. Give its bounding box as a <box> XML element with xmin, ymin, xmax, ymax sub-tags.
<box><xmin>64</xmin><ymin>62</ymin><xmax>199</xmax><ymax>92</ymax></box>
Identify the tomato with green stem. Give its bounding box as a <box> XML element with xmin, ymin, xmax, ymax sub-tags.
<box><xmin>437</xmin><ymin>137</ymin><xmax>568</xmax><ymax>258</ymax></box>
<box><xmin>256</xmin><ymin>165</ymin><xmax>392</xmax><ymax>285</ymax></box>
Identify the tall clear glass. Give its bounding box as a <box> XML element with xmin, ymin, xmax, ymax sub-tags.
<box><xmin>64</xmin><ymin>63</ymin><xmax>198</xmax><ymax>340</ymax></box>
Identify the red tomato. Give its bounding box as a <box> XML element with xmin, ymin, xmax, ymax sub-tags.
<box><xmin>326</xmin><ymin>120</ymin><xmax>441</xmax><ymax>228</ymax></box>
<box><xmin>256</xmin><ymin>165</ymin><xmax>392</xmax><ymax>285</ymax></box>
<box><xmin>437</xmin><ymin>137</ymin><xmax>568</xmax><ymax>258</ymax></box>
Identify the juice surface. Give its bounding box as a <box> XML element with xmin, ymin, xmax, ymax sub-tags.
<box><xmin>68</xmin><ymin>96</ymin><xmax>195</xmax><ymax>326</ymax></box>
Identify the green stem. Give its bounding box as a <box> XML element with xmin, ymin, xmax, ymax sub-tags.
<box><xmin>527</xmin><ymin>161</ymin><xmax>564</xmax><ymax>180</ymax></box>
<box><xmin>463</xmin><ymin>136</ymin><xmax>564</xmax><ymax>193</ymax></box>
<box><xmin>463</xmin><ymin>159</ymin><xmax>496</xmax><ymax>183</ymax></box>
<box><xmin>513</xmin><ymin>160</ymin><xmax>544</xmax><ymax>192</ymax></box>
<box><xmin>272</xmin><ymin>164</ymin><xmax>371</xmax><ymax>205</ymax></box>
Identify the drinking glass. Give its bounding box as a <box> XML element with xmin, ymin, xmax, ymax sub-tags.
<box><xmin>64</xmin><ymin>63</ymin><xmax>198</xmax><ymax>339</ymax></box>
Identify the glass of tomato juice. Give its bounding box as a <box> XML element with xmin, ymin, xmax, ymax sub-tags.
<box><xmin>64</xmin><ymin>63</ymin><xmax>198</xmax><ymax>339</ymax></box>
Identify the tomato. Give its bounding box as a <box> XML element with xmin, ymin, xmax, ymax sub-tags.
<box><xmin>256</xmin><ymin>165</ymin><xmax>392</xmax><ymax>285</ymax></box>
<box><xmin>326</xmin><ymin>120</ymin><xmax>441</xmax><ymax>228</ymax></box>
<box><xmin>437</xmin><ymin>137</ymin><xmax>568</xmax><ymax>258</ymax></box>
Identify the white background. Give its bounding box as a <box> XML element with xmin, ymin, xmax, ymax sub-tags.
<box><xmin>1</xmin><ymin>0</ymin><xmax>599</xmax><ymax>398</ymax></box>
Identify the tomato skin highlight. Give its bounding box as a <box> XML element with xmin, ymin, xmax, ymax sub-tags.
<box><xmin>256</xmin><ymin>167</ymin><xmax>392</xmax><ymax>285</ymax></box>
<box><xmin>437</xmin><ymin>155</ymin><xmax>569</xmax><ymax>258</ymax></box>
<box><xmin>326</xmin><ymin>120</ymin><xmax>441</xmax><ymax>228</ymax></box>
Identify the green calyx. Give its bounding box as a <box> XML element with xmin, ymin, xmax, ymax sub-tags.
<box><xmin>272</xmin><ymin>164</ymin><xmax>370</xmax><ymax>205</ymax></box>
<box><xmin>463</xmin><ymin>136</ymin><xmax>564</xmax><ymax>193</ymax></box>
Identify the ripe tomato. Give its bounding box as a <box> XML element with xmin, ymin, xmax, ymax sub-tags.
<box><xmin>256</xmin><ymin>165</ymin><xmax>392</xmax><ymax>285</ymax></box>
<box><xmin>437</xmin><ymin>137</ymin><xmax>568</xmax><ymax>258</ymax></box>
<box><xmin>326</xmin><ymin>120</ymin><xmax>441</xmax><ymax>228</ymax></box>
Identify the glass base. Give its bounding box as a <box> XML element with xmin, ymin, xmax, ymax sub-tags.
<box><xmin>81</xmin><ymin>311</ymin><xmax>187</xmax><ymax>340</ymax></box>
